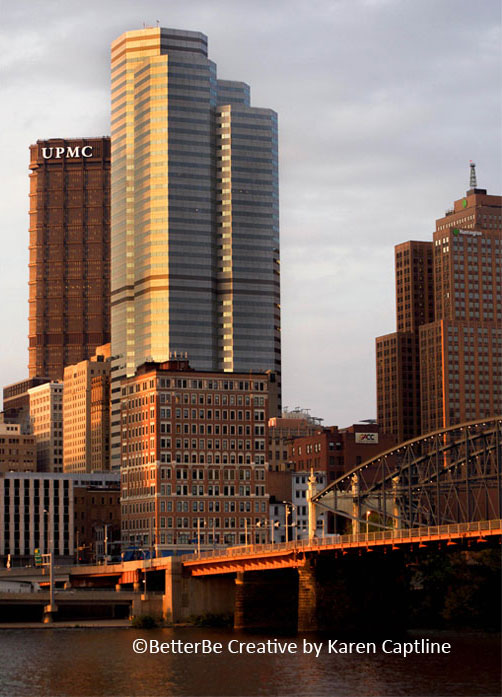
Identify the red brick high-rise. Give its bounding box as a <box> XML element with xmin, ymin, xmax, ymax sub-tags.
<box><xmin>120</xmin><ymin>359</ymin><xmax>277</xmax><ymax>553</ymax></box>
<box><xmin>376</xmin><ymin>165</ymin><xmax>501</xmax><ymax>440</ymax></box>
<box><xmin>28</xmin><ymin>138</ymin><xmax>110</xmax><ymax>380</ymax></box>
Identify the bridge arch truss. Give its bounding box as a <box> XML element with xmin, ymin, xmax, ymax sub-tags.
<box><xmin>312</xmin><ymin>417</ymin><xmax>502</xmax><ymax>529</ymax></box>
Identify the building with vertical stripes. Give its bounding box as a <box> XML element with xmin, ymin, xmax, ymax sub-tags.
<box><xmin>110</xmin><ymin>27</ymin><xmax>280</xmax><ymax>467</ymax></box>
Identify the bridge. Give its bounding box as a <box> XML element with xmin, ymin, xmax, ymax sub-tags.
<box><xmin>1</xmin><ymin>418</ymin><xmax>500</xmax><ymax>631</ymax></box>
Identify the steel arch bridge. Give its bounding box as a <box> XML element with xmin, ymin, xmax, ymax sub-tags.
<box><xmin>312</xmin><ymin>417</ymin><xmax>502</xmax><ymax>530</ymax></box>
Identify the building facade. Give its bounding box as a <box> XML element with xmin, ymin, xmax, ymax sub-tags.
<box><xmin>120</xmin><ymin>359</ymin><xmax>276</xmax><ymax>554</ymax></box>
<box><xmin>288</xmin><ymin>424</ymin><xmax>396</xmax><ymax>482</ymax></box>
<box><xmin>268</xmin><ymin>408</ymin><xmax>323</xmax><ymax>471</ymax></box>
<box><xmin>110</xmin><ymin>27</ymin><xmax>280</xmax><ymax>466</ymax></box>
<box><xmin>63</xmin><ymin>344</ymin><xmax>111</xmax><ymax>473</ymax></box>
<box><xmin>28</xmin><ymin>137</ymin><xmax>110</xmax><ymax>380</ymax></box>
<box><xmin>376</xmin><ymin>169</ymin><xmax>501</xmax><ymax>438</ymax></box>
<box><xmin>376</xmin><ymin>241</ymin><xmax>433</xmax><ymax>442</ymax></box>
<box><xmin>28</xmin><ymin>381</ymin><xmax>63</xmax><ymax>472</ymax></box>
<box><xmin>0</xmin><ymin>424</ymin><xmax>36</xmax><ymax>473</ymax></box>
<box><xmin>74</xmin><ymin>483</ymin><xmax>121</xmax><ymax>562</ymax></box>
<box><xmin>0</xmin><ymin>471</ymin><xmax>119</xmax><ymax>563</ymax></box>
<box><xmin>3</xmin><ymin>377</ymin><xmax>50</xmax><ymax>434</ymax></box>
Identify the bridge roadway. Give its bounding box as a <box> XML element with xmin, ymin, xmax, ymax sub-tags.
<box><xmin>182</xmin><ymin>519</ymin><xmax>502</xmax><ymax>576</ymax></box>
<box><xmin>1</xmin><ymin>520</ymin><xmax>500</xmax><ymax>586</ymax></box>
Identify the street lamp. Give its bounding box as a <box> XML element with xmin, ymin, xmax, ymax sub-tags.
<box><xmin>43</xmin><ymin>508</ymin><xmax>56</xmax><ymax>621</ymax></box>
<box><xmin>282</xmin><ymin>501</ymin><xmax>296</xmax><ymax>543</ymax></box>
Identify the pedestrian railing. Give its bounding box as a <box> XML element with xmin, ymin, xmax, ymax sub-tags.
<box><xmin>182</xmin><ymin>519</ymin><xmax>501</xmax><ymax>563</ymax></box>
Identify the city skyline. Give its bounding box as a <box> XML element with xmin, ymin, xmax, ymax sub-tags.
<box><xmin>1</xmin><ymin>0</ymin><xmax>500</xmax><ymax>428</ymax></box>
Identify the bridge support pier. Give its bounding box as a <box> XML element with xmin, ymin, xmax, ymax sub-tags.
<box><xmin>297</xmin><ymin>560</ymin><xmax>318</xmax><ymax>632</ymax></box>
<box><xmin>234</xmin><ymin>569</ymin><xmax>298</xmax><ymax>631</ymax></box>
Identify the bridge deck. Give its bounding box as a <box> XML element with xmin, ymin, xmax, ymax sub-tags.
<box><xmin>182</xmin><ymin>519</ymin><xmax>502</xmax><ymax>575</ymax></box>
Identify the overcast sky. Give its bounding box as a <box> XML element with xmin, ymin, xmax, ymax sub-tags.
<box><xmin>0</xmin><ymin>0</ymin><xmax>500</xmax><ymax>427</ymax></box>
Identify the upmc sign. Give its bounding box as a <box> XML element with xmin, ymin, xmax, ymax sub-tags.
<box><xmin>41</xmin><ymin>145</ymin><xmax>93</xmax><ymax>159</ymax></box>
<box><xmin>355</xmin><ymin>432</ymin><xmax>379</xmax><ymax>444</ymax></box>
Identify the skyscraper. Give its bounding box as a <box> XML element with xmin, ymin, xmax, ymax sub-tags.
<box><xmin>28</xmin><ymin>138</ymin><xmax>111</xmax><ymax>380</ymax></box>
<box><xmin>376</xmin><ymin>166</ymin><xmax>502</xmax><ymax>440</ymax></box>
<box><xmin>110</xmin><ymin>28</ymin><xmax>280</xmax><ymax>466</ymax></box>
<box><xmin>376</xmin><ymin>241</ymin><xmax>433</xmax><ymax>442</ymax></box>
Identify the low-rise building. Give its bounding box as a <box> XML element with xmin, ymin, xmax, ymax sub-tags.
<box><xmin>0</xmin><ymin>471</ymin><xmax>120</xmax><ymax>564</ymax></box>
<box><xmin>0</xmin><ymin>423</ymin><xmax>36</xmax><ymax>473</ymax></box>
<box><xmin>74</xmin><ymin>483</ymin><xmax>121</xmax><ymax>562</ymax></box>
<box><xmin>268</xmin><ymin>408</ymin><xmax>323</xmax><ymax>471</ymax></box>
<box><xmin>289</xmin><ymin>423</ymin><xmax>397</xmax><ymax>481</ymax></box>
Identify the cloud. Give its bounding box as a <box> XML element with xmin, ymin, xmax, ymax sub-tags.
<box><xmin>0</xmin><ymin>0</ymin><xmax>500</xmax><ymax>427</ymax></box>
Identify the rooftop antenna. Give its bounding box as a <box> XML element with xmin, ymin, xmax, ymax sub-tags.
<box><xmin>469</xmin><ymin>160</ymin><xmax>477</xmax><ymax>188</ymax></box>
<box><xmin>156</xmin><ymin>20</ymin><xmax>160</xmax><ymax>27</ymax></box>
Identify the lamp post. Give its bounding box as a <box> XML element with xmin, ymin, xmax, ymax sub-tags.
<box><xmin>43</xmin><ymin>508</ymin><xmax>56</xmax><ymax>622</ymax></box>
<box><xmin>282</xmin><ymin>501</ymin><xmax>296</xmax><ymax>543</ymax></box>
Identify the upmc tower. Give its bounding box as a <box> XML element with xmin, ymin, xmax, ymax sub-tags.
<box><xmin>110</xmin><ymin>28</ymin><xmax>281</xmax><ymax>464</ymax></box>
<box><xmin>28</xmin><ymin>138</ymin><xmax>111</xmax><ymax>379</ymax></box>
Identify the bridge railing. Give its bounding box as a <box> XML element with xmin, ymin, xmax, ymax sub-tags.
<box><xmin>182</xmin><ymin>519</ymin><xmax>501</xmax><ymax>563</ymax></box>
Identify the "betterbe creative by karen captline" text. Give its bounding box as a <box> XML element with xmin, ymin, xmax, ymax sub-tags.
<box><xmin>132</xmin><ymin>638</ymin><xmax>452</xmax><ymax>659</ymax></box>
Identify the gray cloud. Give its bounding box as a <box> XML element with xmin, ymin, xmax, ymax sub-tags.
<box><xmin>0</xmin><ymin>0</ymin><xmax>500</xmax><ymax>427</ymax></box>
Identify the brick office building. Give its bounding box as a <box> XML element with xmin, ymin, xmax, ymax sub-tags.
<box><xmin>376</xmin><ymin>167</ymin><xmax>501</xmax><ymax>438</ymax></box>
<box><xmin>288</xmin><ymin>424</ymin><xmax>396</xmax><ymax>482</ymax></box>
<box><xmin>120</xmin><ymin>359</ymin><xmax>277</xmax><ymax>554</ymax></box>
<box><xmin>28</xmin><ymin>137</ymin><xmax>110</xmax><ymax>380</ymax></box>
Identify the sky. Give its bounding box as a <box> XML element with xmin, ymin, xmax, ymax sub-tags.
<box><xmin>0</xmin><ymin>0</ymin><xmax>500</xmax><ymax>427</ymax></box>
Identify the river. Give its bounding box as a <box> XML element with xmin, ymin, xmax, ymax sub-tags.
<box><xmin>0</xmin><ymin>627</ymin><xmax>500</xmax><ymax>696</ymax></box>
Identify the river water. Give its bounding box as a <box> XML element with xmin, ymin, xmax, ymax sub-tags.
<box><xmin>0</xmin><ymin>627</ymin><xmax>500</xmax><ymax>696</ymax></box>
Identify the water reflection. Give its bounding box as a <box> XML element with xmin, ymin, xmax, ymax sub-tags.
<box><xmin>0</xmin><ymin>628</ymin><xmax>500</xmax><ymax>696</ymax></box>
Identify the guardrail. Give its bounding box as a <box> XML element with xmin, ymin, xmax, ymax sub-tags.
<box><xmin>182</xmin><ymin>519</ymin><xmax>502</xmax><ymax>563</ymax></box>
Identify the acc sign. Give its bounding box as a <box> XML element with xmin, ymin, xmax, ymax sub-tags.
<box><xmin>355</xmin><ymin>432</ymin><xmax>379</xmax><ymax>444</ymax></box>
<box><xmin>41</xmin><ymin>145</ymin><xmax>93</xmax><ymax>159</ymax></box>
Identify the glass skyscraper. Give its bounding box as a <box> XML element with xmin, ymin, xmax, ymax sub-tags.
<box><xmin>110</xmin><ymin>28</ymin><xmax>280</xmax><ymax>465</ymax></box>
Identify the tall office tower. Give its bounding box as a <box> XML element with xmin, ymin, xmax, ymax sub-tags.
<box><xmin>110</xmin><ymin>28</ymin><xmax>280</xmax><ymax>467</ymax></box>
<box><xmin>376</xmin><ymin>241</ymin><xmax>433</xmax><ymax>442</ymax></box>
<box><xmin>376</xmin><ymin>166</ymin><xmax>501</xmax><ymax>440</ymax></box>
<box><xmin>419</xmin><ymin>173</ymin><xmax>501</xmax><ymax>432</ymax></box>
<box><xmin>28</xmin><ymin>138</ymin><xmax>111</xmax><ymax>380</ymax></box>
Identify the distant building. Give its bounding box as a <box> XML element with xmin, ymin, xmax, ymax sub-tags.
<box><xmin>376</xmin><ymin>240</ymin><xmax>433</xmax><ymax>441</ymax></box>
<box><xmin>120</xmin><ymin>359</ymin><xmax>277</xmax><ymax>554</ymax></box>
<box><xmin>268</xmin><ymin>408</ymin><xmax>323</xmax><ymax>471</ymax></box>
<box><xmin>28</xmin><ymin>381</ymin><xmax>63</xmax><ymax>472</ymax></box>
<box><xmin>28</xmin><ymin>138</ymin><xmax>110</xmax><ymax>380</ymax></box>
<box><xmin>2</xmin><ymin>377</ymin><xmax>50</xmax><ymax>434</ymax></box>
<box><xmin>0</xmin><ymin>471</ymin><xmax>119</xmax><ymax>564</ymax></box>
<box><xmin>376</xmin><ymin>166</ymin><xmax>502</xmax><ymax>438</ymax></box>
<box><xmin>0</xmin><ymin>423</ymin><xmax>36</xmax><ymax>473</ymax></box>
<box><xmin>292</xmin><ymin>471</ymin><xmax>327</xmax><ymax>540</ymax></box>
<box><xmin>74</xmin><ymin>483</ymin><xmax>121</xmax><ymax>563</ymax></box>
<box><xmin>288</xmin><ymin>424</ymin><xmax>396</xmax><ymax>482</ymax></box>
<box><xmin>63</xmin><ymin>344</ymin><xmax>111</xmax><ymax>473</ymax></box>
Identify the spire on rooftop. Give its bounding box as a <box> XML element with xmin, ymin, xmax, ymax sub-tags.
<box><xmin>469</xmin><ymin>161</ymin><xmax>477</xmax><ymax>188</ymax></box>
